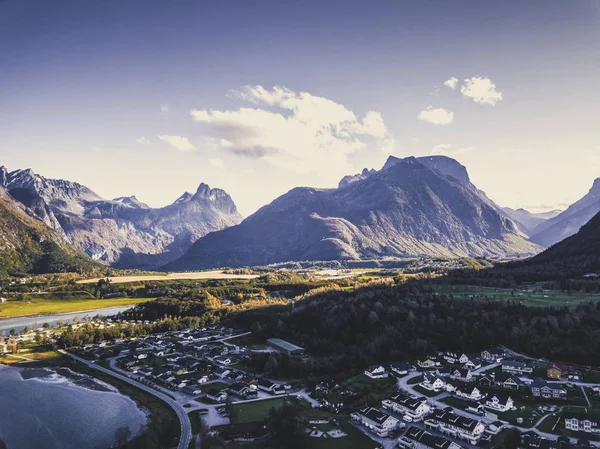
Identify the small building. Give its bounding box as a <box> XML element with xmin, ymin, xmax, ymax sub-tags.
<box><xmin>451</xmin><ymin>368</ymin><xmax>473</xmax><ymax>382</ymax></box>
<box><xmin>547</xmin><ymin>363</ymin><xmax>582</xmax><ymax>381</ymax></box>
<box><xmin>564</xmin><ymin>414</ymin><xmax>600</xmax><ymax>434</ymax></box>
<box><xmin>529</xmin><ymin>378</ymin><xmax>567</xmax><ymax>400</ymax></box>
<box><xmin>398</xmin><ymin>426</ymin><xmax>464</xmax><ymax>449</ymax></box>
<box><xmin>443</xmin><ymin>352</ymin><xmax>469</xmax><ymax>365</ymax></box>
<box><xmin>421</xmin><ymin>373</ymin><xmax>446</xmax><ymax>391</ymax></box>
<box><xmin>502</xmin><ymin>360</ymin><xmax>533</xmax><ymax>375</ymax></box>
<box><xmin>364</xmin><ymin>365</ymin><xmax>388</xmax><ymax>379</ymax></box>
<box><xmin>351</xmin><ymin>406</ymin><xmax>398</xmax><ymax>437</ymax></box>
<box><xmin>266</xmin><ymin>338</ymin><xmax>305</xmax><ymax>356</ymax></box>
<box><xmin>449</xmin><ymin>381</ymin><xmax>483</xmax><ymax>401</ymax></box>
<box><xmin>0</xmin><ymin>297</ymin><xmax>7</xmax><ymax>304</ymax></box>
<box><xmin>485</xmin><ymin>394</ymin><xmax>514</xmax><ymax>412</ymax></box>
<box><xmin>382</xmin><ymin>391</ymin><xmax>431</xmax><ymax>421</ymax></box>
<box><xmin>481</xmin><ymin>348</ymin><xmax>504</xmax><ymax>363</ymax></box>
<box><xmin>390</xmin><ymin>361</ymin><xmax>413</xmax><ymax>377</ymax></box>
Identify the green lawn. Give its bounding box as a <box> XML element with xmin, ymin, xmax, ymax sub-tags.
<box><xmin>344</xmin><ymin>374</ymin><xmax>395</xmax><ymax>391</ymax></box>
<box><xmin>439</xmin><ymin>396</ymin><xmax>472</xmax><ymax>411</ymax></box>
<box><xmin>230</xmin><ymin>397</ymin><xmax>290</xmax><ymax>424</ymax></box>
<box><xmin>413</xmin><ymin>385</ymin><xmax>442</xmax><ymax>397</ymax></box>
<box><xmin>307</xmin><ymin>419</ymin><xmax>381</xmax><ymax>449</ymax></box>
<box><xmin>436</xmin><ymin>285</ymin><xmax>600</xmax><ymax>308</ymax></box>
<box><xmin>0</xmin><ymin>297</ymin><xmax>154</xmax><ymax>318</ymax></box>
<box><xmin>408</xmin><ymin>375</ymin><xmax>423</xmax><ymax>385</ymax></box>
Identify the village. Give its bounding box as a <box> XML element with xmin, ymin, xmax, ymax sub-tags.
<box><xmin>4</xmin><ymin>315</ymin><xmax>600</xmax><ymax>449</ymax></box>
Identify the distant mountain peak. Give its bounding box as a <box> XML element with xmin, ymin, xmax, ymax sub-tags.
<box><xmin>174</xmin><ymin>192</ymin><xmax>194</xmax><ymax>204</ymax></box>
<box><xmin>113</xmin><ymin>195</ymin><xmax>150</xmax><ymax>209</ymax></box>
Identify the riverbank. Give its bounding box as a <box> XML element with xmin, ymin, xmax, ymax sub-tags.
<box><xmin>0</xmin><ymin>297</ymin><xmax>154</xmax><ymax>319</ymax></box>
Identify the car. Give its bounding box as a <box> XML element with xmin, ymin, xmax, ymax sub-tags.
<box><xmin>403</xmin><ymin>415</ymin><xmax>413</xmax><ymax>423</ymax></box>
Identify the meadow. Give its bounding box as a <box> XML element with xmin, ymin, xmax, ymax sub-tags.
<box><xmin>0</xmin><ymin>297</ymin><xmax>154</xmax><ymax>318</ymax></box>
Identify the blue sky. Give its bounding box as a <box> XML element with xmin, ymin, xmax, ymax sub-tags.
<box><xmin>1</xmin><ymin>0</ymin><xmax>599</xmax><ymax>215</ymax></box>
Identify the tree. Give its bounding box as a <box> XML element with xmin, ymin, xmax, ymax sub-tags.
<box><xmin>268</xmin><ymin>404</ymin><xmax>306</xmax><ymax>449</ymax></box>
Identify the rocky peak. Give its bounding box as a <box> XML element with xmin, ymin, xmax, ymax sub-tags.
<box><xmin>113</xmin><ymin>195</ymin><xmax>150</xmax><ymax>209</ymax></box>
<box><xmin>0</xmin><ymin>166</ymin><xmax>7</xmax><ymax>187</ymax></box>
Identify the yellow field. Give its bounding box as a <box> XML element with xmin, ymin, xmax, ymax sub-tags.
<box><xmin>77</xmin><ymin>270</ymin><xmax>259</xmax><ymax>285</ymax></box>
<box><xmin>0</xmin><ymin>297</ymin><xmax>153</xmax><ymax>318</ymax></box>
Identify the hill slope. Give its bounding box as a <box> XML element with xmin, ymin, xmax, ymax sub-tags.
<box><xmin>0</xmin><ymin>188</ymin><xmax>99</xmax><ymax>277</ymax></box>
<box><xmin>0</xmin><ymin>166</ymin><xmax>243</xmax><ymax>268</ymax></box>
<box><xmin>530</xmin><ymin>179</ymin><xmax>600</xmax><ymax>247</ymax></box>
<box><xmin>169</xmin><ymin>156</ymin><xmax>541</xmax><ymax>270</ymax></box>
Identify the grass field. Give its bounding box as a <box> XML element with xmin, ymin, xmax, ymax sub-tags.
<box><xmin>0</xmin><ymin>297</ymin><xmax>154</xmax><ymax>318</ymax></box>
<box><xmin>438</xmin><ymin>285</ymin><xmax>600</xmax><ymax>307</ymax></box>
<box><xmin>0</xmin><ymin>347</ymin><xmax>64</xmax><ymax>365</ymax></box>
<box><xmin>77</xmin><ymin>270</ymin><xmax>259</xmax><ymax>285</ymax></box>
<box><xmin>231</xmin><ymin>397</ymin><xmax>289</xmax><ymax>424</ymax></box>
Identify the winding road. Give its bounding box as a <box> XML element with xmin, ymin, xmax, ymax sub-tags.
<box><xmin>60</xmin><ymin>350</ymin><xmax>192</xmax><ymax>449</ymax></box>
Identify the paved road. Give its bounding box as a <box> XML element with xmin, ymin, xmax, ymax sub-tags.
<box><xmin>60</xmin><ymin>350</ymin><xmax>192</xmax><ymax>449</ymax></box>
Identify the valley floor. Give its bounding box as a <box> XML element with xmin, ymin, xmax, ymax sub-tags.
<box><xmin>0</xmin><ymin>297</ymin><xmax>154</xmax><ymax>318</ymax></box>
<box><xmin>77</xmin><ymin>270</ymin><xmax>259</xmax><ymax>285</ymax></box>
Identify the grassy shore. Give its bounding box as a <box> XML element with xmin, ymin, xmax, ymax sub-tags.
<box><xmin>0</xmin><ymin>297</ymin><xmax>154</xmax><ymax>318</ymax></box>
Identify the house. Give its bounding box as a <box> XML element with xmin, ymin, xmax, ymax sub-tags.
<box><xmin>364</xmin><ymin>365</ymin><xmax>388</xmax><ymax>379</ymax></box>
<box><xmin>502</xmin><ymin>360</ymin><xmax>533</xmax><ymax>375</ymax></box>
<box><xmin>481</xmin><ymin>348</ymin><xmax>505</xmax><ymax>363</ymax></box>
<box><xmin>449</xmin><ymin>382</ymin><xmax>483</xmax><ymax>401</ymax></box>
<box><xmin>421</xmin><ymin>373</ymin><xmax>446</xmax><ymax>391</ymax></box>
<box><xmin>182</xmin><ymin>385</ymin><xmax>202</xmax><ymax>395</ymax></box>
<box><xmin>547</xmin><ymin>364</ymin><xmax>582</xmax><ymax>381</ymax></box>
<box><xmin>564</xmin><ymin>414</ymin><xmax>600</xmax><ymax>434</ymax></box>
<box><xmin>0</xmin><ymin>297</ymin><xmax>7</xmax><ymax>304</ymax></box>
<box><xmin>418</xmin><ymin>357</ymin><xmax>440</xmax><ymax>369</ymax></box>
<box><xmin>391</xmin><ymin>361</ymin><xmax>413</xmax><ymax>377</ymax></box>
<box><xmin>257</xmin><ymin>378</ymin><xmax>285</xmax><ymax>394</ymax></box>
<box><xmin>529</xmin><ymin>378</ymin><xmax>567</xmax><ymax>400</ymax></box>
<box><xmin>492</xmin><ymin>372</ymin><xmax>522</xmax><ymax>390</ymax></box>
<box><xmin>485</xmin><ymin>394</ymin><xmax>514</xmax><ymax>412</ymax></box>
<box><xmin>443</xmin><ymin>352</ymin><xmax>469</xmax><ymax>365</ymax></box>
<box><xmin>382</xmin><ymin>391</ymin><xmax>431</xmax><ymax>421</ymax></box>
<box><xmin>450</xmin><ymin>368</ymin><xmax>473</xmax><ymax>382</ymax></box>
<box><xmin>485</xmin><ymin>421</ymin><xmax>506</xmax><ymax>435</ymax></box>
<box><xmin>398</xmin><ymin>426</ymin><xmax>464</xmax><ymax>449</ymax></box>
<box><xmin>424</xmin><ymin>407</ymin><xmax>485</xmax><ymax>445</ymax></box>
<box><xmin>228</xmin><ymin>383</ymin><xmax>258</xmax><ymax>399</ymax></box>
<box><xmin>351</xmin><ymin>406</ymin><xmax>398</xmax><ymax>437</ymax></box>
<box><xmin>464</xmin><ymin>358</ymin><xmax>483</xmax><ymax>370</ymax></box>
<box><xmin>206</xmin><ymin>389</ymin><xmax>228</xmax><ymax>403</ymax></box>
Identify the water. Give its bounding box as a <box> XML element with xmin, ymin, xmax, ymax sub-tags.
<box><xmin>0</xmin><ymin>365</ymin><xmax>147</xmax><ymax>449</ymax></box>
<box><xmin>0</xmin><ymin>305</ymin><xmax>134</xmax><ymax>334</ymax></box>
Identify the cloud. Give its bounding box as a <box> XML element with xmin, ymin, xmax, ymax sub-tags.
<box><xmin>208</xmin><ymin>158</ymin><xmax>224</xmax><ymax>169</ymax></box>
<box><xmin>190</xmin><ymin>85</ymin><xmax>395</xmax><ymax>175</ymax></box>
<box><xmin>157</xmin><ymin>135</ymin><xmax>196</xmax><ymax>152</ymax></box>
<box><xmin>444</xmin><ymin>77</ymin><xmax>458</xmax><ymax>90</ymax></box>
<box><xmin>431</xmin><ymin>144</ymin><xmax>476</xmax><ymax>156</ymax></box>
<box><xmin>160</xmin><ymin>104</ymin><xmax>170</xmax><ymax>114</ymax></box>
<box><xmin>136</xmin><ymin>136</ymin><xmax>151</xmax><ymax>146</ymax></box>
<box><xmin>418</xmin><ymin>107</ymin><xmax>454</xmax><ymax>125</ymax></box>
<box><xmin>461</xmin><ymin>76</ymin><xmax>503</xmax><ymax>105</ymax></box>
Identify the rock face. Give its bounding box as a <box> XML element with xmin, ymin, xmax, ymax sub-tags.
<box><xmin>0</xmin><ymin>186</ymin><xmax>97</xmax><ymax>276</ymax></box>
<box><xmin>169</xmin><ymin>155</ymin><xmax>542</xmax><ymax>270</ymax></box>
<box><xmin>0</xmin><ymin>166</ymin><xmax>243</xmax><ymax>268</ymax></box>
<box><xmin>530</xmin><ymin>179</ymin><xmax>600</xmax><ymax>247</ymax></box>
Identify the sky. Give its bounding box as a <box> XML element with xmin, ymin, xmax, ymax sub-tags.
<box><xmin>0</xmin><ymin>0</ymin><xmax>599</xmax><ymax>216</ymax></box>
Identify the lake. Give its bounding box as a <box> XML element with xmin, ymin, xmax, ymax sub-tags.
<box><xmin>0</xmin><ymin>364</ymin><xmax>147</xmax><ymax>449</ymax></box>
<box><xmin>0</xmin><ymin>305</ymin><xmax>135</xmax><ymax>334</ymax></box>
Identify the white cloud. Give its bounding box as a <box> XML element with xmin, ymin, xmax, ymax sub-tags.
<box><xmin>431</xmin><ymin>144</ymin><xmax>476</xmax><ymax>156</ymax></box>
<box><xmin>157</xmin><ymin>135</ymin><xmax>196</xmax><ymax>152</ymax></box>
<box><xmin>418</xmin><ymin>107</ymin><xmax>454</xmax><ymax>125</ymax></box>
<box><xmin>444</xmin><ymin>77</ymin><xmax>458</xmax><ymax>90</ymax></box>
<box><xmin>208</xmin><ymin>158</ymin><xmax>224</xmax><ymax>169</ymax></box>
<box><xmin>190</xmin><ymin>85</ymin><xmax>395</xmax><ymax>175</ymax></box>
<box><xmin>136</xmin><ymin>136</ymin><xmax>151</xmax><ymax>146</ymax></box>
<box><xmin>160</xmin><ymin>104</ymin><xmax>170</xmax><ymax>114</ymax></box>
<box><xmin>461</xmin><ymin>76</ymin><xmax>503</xmax><ymax>105</ymax></box>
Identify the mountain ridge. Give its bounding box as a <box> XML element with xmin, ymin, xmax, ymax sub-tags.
<box><xmin>168</xmin><ymin>155</ymin><xmax>542</xmax><ymax>270</ymax></box>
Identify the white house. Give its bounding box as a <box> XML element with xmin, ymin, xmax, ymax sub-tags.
<box><xmin>421</xmin><ymin>373</ymin><xmax>446</xmax><ymax>391</ymax></box>
<box><xmin>364</xmin><ymin>365</ymin><xmax>388</xmax><ymax>379</ymax></box>
<box><xmin>382</xmin><ymin>391</ymin><xmax>431</xmax><ymax>421</ymax></box>
<box><xmin>351</xmin><ymin>406</ymin><xmax>398</xmax><ymax>437</ymax></box>
<box><xmin>451</xmin><ymin>368</ymin><xmax>473</xmax><ymax>382</ymax></box>
<box><xmin>565</xmin><ymin>414</ymin><xmax>600</xmax><ymax>434</ymax></box>
<box><xmin>485</xmin><ymin>394</ymin><xmax>514</xmax><ymax>413</ymax></box>
<box><xmin>425</xmin><ymin>407</ymin><xmax>485</xmax><ymax>445</ymax></box>
<box><xmin>443</xmin><ymin>352</ymin><xmax>469</xmax><ymax>365</ymax></box>
<box><xmin>450</xmin><ymin>382</ymin><xmax>483</xmax><ymax>401</ymax></box>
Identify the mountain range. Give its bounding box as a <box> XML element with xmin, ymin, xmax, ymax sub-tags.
<box><xmin>0</xmin><ymin>166</ymin><xmax>242</xmax><ymax>269</ymax></box>
<box><xmin>0</xmin><ymin>186</ymin><xmax>99</xmax><ymax>277</ymax></box>
<box><xmin>528</xmin><ymin>178</ymin><xmax>600</xmax><ymax>248</ymax></box>
<box><xmin>168</xmin><ymin>156</ymin><xmax>542</xmax><ymax>270</ymax></box>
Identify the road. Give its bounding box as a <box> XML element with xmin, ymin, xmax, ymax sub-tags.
<box><xmin>60</xmin><ymin>350</ymin><xmax>193</xmax><ymax>449</ymax></box>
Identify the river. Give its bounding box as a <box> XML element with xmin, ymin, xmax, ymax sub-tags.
<box><xmin>0</xmin><ymin>364</ymin><xmax>147</xmax><ymax>449</ymax></box>
<box><xmin>0</xmin><ymin>305</ymin><xmax>135</xmax><ymax>334</ymax></box>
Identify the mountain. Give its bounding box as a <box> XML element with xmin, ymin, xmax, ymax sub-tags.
<box><xmin>530</xmin><ymin>179</ymin><xmax>600</xmax><ymax>247</ymax></box>
<box><xmin>168</xmin><ymin>155</ymin><xmax>541</xmax><ymax>270</ymax></box>
<box><xmin>501</xmin><ymin>207</ymin><xmax>562</xmax><ymax>235</ymax></box>
<box><xmin>0</xmin><ymin>186</ymin><xmax>98</xmax><ymax>277</ymax></box>
<box><xmin>0</xmin><ymin>167</ymin><xmax>243</xmax><ymax>268</ymax></box>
